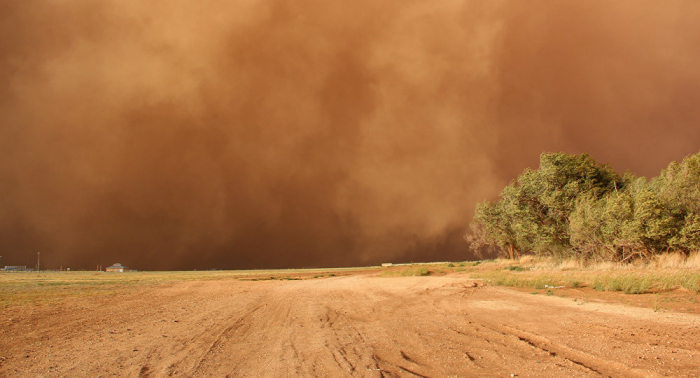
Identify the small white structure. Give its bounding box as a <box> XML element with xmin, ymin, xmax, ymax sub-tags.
<box><xmin>106</xmin><ymin>263</ymin><xmax>129</xmax><ymax>272</ymax></box>
<box><xmin>3</xmin><ymin>266</ymin><xmax>28</xmax><ymax>272</ymax></box>
<box><xmin>381</xmin><ymin>263</ymin><xmax>393</xmax><ymax>267</ymax></box>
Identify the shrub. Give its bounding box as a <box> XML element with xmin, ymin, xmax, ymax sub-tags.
<box><xmin>380</xmin><ymin>267</ymin><xmax>430</xmax><ymax>278</ymax></box>
<box><xmin>681</xmin><ymin>274</ymin><xmax>700</xmax><ymax>293</ymax></box>
<box><xmin>569</xmin><ymin>280</ymin><xmax>583</xmax><ymax>288</ymax></box>
<box><xmin>401</xmin><ymin>267</ymin><xmax>430</xmax><ymax>276</ymax></box>
<box><xmin>592</xmin><ymin>274</ymin><xmax>651</xmax><ymax>294</ymax></box>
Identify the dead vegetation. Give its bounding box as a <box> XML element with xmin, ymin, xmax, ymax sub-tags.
<box><xmin>465</xmin><ymin>252</ymin><xmax>700</xmax><ymax>297</ymax></box>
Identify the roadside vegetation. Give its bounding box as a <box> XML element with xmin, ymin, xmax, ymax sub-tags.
<box><xmin>462</xmin><ymin>150</ymin><xmax>700</xmax><ymax>303</ymax></box>
<box><xmin>468</xmin><ymin>151</ymin><xmax>700</xmax><ymax>262</ymax></box>
<box><xmin>372</xmin><ymin>256</ymin><xmax>700</xmax><ymax>300</ymax></box>
<box><xmin>380</xmin><ymin>266</ymin><xmax>430</xmax><ymax>277</ymax></box>
<box><xmin>466</xmin><ymin>253</ymin><xmax>700</xmax><ymax>295</ymax></box>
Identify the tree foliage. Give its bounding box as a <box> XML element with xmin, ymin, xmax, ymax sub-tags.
<box><xmin>471</xmin><ymin>151</ymin><xmax>700</xmax><ymax>261</ymax></box>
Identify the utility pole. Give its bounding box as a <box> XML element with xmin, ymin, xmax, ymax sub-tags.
<box><xmin>37</xmin><ymin>252</ymin><xmax>40</xmax><ymax>272</ymax></box>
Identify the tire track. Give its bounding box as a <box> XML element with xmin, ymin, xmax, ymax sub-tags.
<box><xmin>479</xmin><ymin>322</ymin><xmax>664</xmax><ymax>378</ymax></box>
<box><xmin>3</xmin><ymin>275</ymin><xmax>699</xmax><ymax>377</ymax></box>
<box><xmin>190</xmin><ymin>303</ymin><xmax>267</xmax><ymax>374</ymax></box>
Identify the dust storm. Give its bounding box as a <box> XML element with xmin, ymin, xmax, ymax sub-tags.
<box><xmin>1</xmin><ymin>1</ymin><xmax>699</xmax><ymax>270</ymax></box>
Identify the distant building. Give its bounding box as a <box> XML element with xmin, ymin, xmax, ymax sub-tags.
<box><xmin>4</xmin><ymin>266</ymin><xmax>28</xmax><ymax>272</ymax></box>
<box><xmin>381</xmin><ymin>263</ymin><xmax>393</xmax><ymax>267</ymax></box>
<box><xmin>105</xmin><ymin>263</ymin><xmax>130</xmax><ymax>272</ymax></box>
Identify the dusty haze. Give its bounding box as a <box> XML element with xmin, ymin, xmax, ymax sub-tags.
<box><xmin>1</xmin><ymin>1</ymin><xmax>699</xmax><ymax>270</ymax></box>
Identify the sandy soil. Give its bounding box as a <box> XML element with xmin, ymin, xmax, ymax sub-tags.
<box><xmin>2</xmin><ymin>273</ymin><xmax>700</xmax><ymax>377</ymax></box>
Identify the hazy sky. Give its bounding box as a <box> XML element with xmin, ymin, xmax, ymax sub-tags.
<box><xmin>2</xmin><ymin>1</ymin><xmax>699</xmax><ymax>270</ymax></box>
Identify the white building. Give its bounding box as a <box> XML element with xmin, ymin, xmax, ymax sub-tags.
<box><xmin>105</xmin><ymin>263</ymin><xmax>129</xmax><ymax>272</ymax></box>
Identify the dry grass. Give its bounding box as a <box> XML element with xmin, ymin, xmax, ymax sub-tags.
<box><xmin>467</xmin><ymin>253</ymin><xmax>700</xmax><ymax>295</ymax></box>
<box><xmin>650</xmin><ymin>252</ymin><xmax>700</xmax><ymax>269</ymax></box>
<box><xmin>376</xmin><ymin>254</ymin><xmax>700</xmax><ymax>296</ymax></box>
<box><xmin>652</xmin><ymin>252</ymin><xmax>687</xmax><ymax>268</ymax></box>
<box><xmin>686</xmin><ymin>252</ymin><xmax>700</xmax><ymax>268</ymax></box>
<box><xmin>380</xmin><ymin>266</ymin><xmax>430</xmax><ymax>277</ymax></box>
<box><xmin>482</xmin><ymin>252</ymin><xmax>700</xmax><ymax>272</ymax></box>
<box><xmin>0</xmin><ymin>267</ymin><xmax>378</xmax><ymax>307</ymax></box>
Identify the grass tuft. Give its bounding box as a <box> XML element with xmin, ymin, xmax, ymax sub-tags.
<box><xmin>592</xmin><ymin>274</ymin><xmax>651</xmax><ymax>294</ymax></box>
<box><xmin>681</xmin><ymin>273</ymin><xmax>700</xmax><ymax>293</ymax></box>
<box><xmin>380</xmin><ymin>266</ymin><xmax>430</xmax><ymax>278</ymax></box>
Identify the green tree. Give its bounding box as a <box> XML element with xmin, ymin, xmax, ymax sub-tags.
<box><xmin>570</xmin><ymin>176</ymin><xmax>646</xmax><ymax>261</ymax></box>
<box><xmin>469</xmin><ymin>150</ymin><xmax>700</xmax><ymax>261</ymax></box>
<box><xmin>646</xmin><ymin>152</ymin><xmax>700</xmax><ymax>253</ymax></box>
<box><xmin>472</xmin><ymin>152</ymin><xmax>624</xmax><ymax>259</ymax></box>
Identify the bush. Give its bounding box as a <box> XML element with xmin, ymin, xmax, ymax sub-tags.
<box><xmin>569</xmin><ymin>280</ymin><xmax>583</xmax><ymax>288</ymax></box>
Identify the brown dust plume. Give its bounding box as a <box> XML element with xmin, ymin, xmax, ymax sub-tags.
<box><xmin>1</xmin><ymin>1</ymin><xmax>699</xmax><ymax>270</ymax></box>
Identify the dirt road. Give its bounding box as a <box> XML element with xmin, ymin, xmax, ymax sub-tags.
<box><xmin>2</xmin><ymin>273</ymin><xmax>700</xmax><ymax>377</ymax></box>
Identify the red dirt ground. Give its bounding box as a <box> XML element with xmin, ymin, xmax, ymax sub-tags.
<box><xmin>2</xmin><ymin>272</ymin><xmax>700</xmax><ymax>377</ymax></box>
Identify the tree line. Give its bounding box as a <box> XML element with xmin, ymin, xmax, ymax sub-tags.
<box><xmin>469</xmin><ymin>151</ymin><xmax>700</xmax><ymax>261</ymax></box>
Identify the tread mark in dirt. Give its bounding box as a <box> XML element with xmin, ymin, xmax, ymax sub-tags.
<box><xmin>496</xmin><ymin>325</ymin><xmax>604</xmax><ymax>375</ymax></box>
<box><xmin>371</xmin><ymin>352</ymin><xmax>394</xmax><ymax>377</ymax></box>
<box><xmin>138</xmin><ymin>365</ymin><xmax>151</xmax><ymax>378</ymax></box>
<box><xmin>486</xmin><ymin>323</ymin><xmax>663</xmax><ymax>378</ymax></box>
<box><xmin>191</xmin><ymin>303</ymin><xmax>266</xmax><ymax>374</ymax></box>
<box><xmin>397</xmin><ymin>365</ymin><xmax>430</xmax><ymax>378</ymax></box>
<box><xmin>399</xmin><ymin>350</ymin><xmax>420</xmax><ymax>366</ymax></box>
<box><xmin>330</xmin><ymin>349</ymin><xmax>356</xmax><ymax>373</ymax></box>
<box><xmin>464</xmin><ymin>351</ymin><xmax>482</xmax><ymax>368</ymax></box>
<box><xmin>514</xmin><ymin>335</ymin><xmax>602</xmax><ymax>375</ymax></box>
